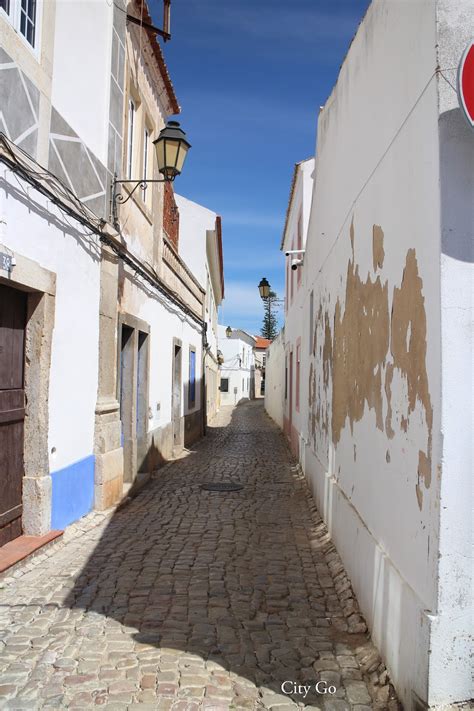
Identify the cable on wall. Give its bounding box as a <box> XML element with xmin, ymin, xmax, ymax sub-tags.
<box><xmin>0</xmin><ymin>133</ymin><xmax>205</xmax><ymax>332</ymax></box>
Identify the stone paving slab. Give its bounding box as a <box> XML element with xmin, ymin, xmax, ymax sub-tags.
<box><xmin>0</xmin><ymin>402</ymin><xmax>401</xmax><ymax>710</ymax></box>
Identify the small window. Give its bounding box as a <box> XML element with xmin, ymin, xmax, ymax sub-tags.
<box><xmin>220</xmin><ymin>378</ymin><xmax>229</xmax><ymax>393</ymax></box>
<box><xmin>188</xmin><ymin>347</ymin><xmax>196</xmax><ymax>407</ymax></box>
<box><xmin>127</xmin><ymin>99</ymin><xmax>135</xmax><ymax>179</ymax></box>
<box><xmin>309</xmin><ymin>290</ymin><xmax>314</xmax><ymax>355</ymax></box>
<box><xmin>247</xmin><ymin>377</ymin><xmax>249</xmax><ymax>391</ymax></box>
<box><xmin>1</xmin><ymin>0</ymin><xmax>38</xmax><ymax>49</ymax></box>
<box><xmin>242</xmin><ymin>378</ymin><xmax>244</xmax><ymax>390</ymax></box>
<box><xmin>20</xmin><ymin>0</ymin><xmax>37</xmax><ymax>47</ymax></box>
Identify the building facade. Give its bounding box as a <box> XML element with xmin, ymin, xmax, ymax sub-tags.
<box><xmin>253</xmin><ymin>336</ymin><xmax>271</xmax><ymax>398</ymax></box>
<box><xmin>265</xmin><ymin>1</ymin><xmax>473</xmax><ymax>708</ymax></box>
<box><xmin>218</xmin><ymin>326</ymin><xmax>255</xmax><ymax>406</ymax></box>
<box><xmin>175</xmin><ymin>195</ymin><xmax>225</xmax><ymax>425</ymax></box>
<box><xmin>0</xmin><ymin>0</ymin><xmax>124</xmax><ymax>539</ymax></box>
<box><xmin>0</xmin><ymin>0</ymin><xmax>224</xmax><ymax>548</ymax></box>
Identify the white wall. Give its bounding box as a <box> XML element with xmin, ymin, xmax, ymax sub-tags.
<box><xmin>121</xmin><ymin>277</ymin><xmax>203</xmax><ymax>429</ymax></box>
<box><xmin>175</xmin><ymin>193</ymin><xmax>221</xmax><ymax>360</ymax></box>
<box><xmin>0</xmin><ymin>167</ymin><xmax>101</xmax><ymax>472</ymax></box>
<box><xmin>273</xmin><ymin>0</ymin><xmax>474</xmax><ymax>707</ymax></box>
<box><xmin>281</xmin><ymin>159</ymin><xmax>314</xmax><ymax>448</ymax></box>
<box><xmin>51</xmin><ymin>0</ymin><xmax>113</xmax><ymax>164</ymax></box>
<box><xmin>265</xmin><ymin>330</ymin><xmax>285</xmax><ymax>429</ymax></box>
<box><xmin>218</xmin><ymin>325</ymin><xmax>254</xmax><ymax>405</ymax></box>
<box><xmin>428</xmin><ymin>0</ymin><xmax>474</xmax><ymax>703</ymax></box>
<box><xmin>175</xmin><ymin>194</ymin><xmax>216</xmax><ymax>289</ymax></box>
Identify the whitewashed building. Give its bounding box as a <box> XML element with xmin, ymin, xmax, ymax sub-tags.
<box><xmin>0</xmin><ymin>0</ymin><xmax>223</xmax><ymax>553</ymax></box>
<box><xmin>253</xmin><ymin>336</ymin><xmax>271</xmax><ymax>398</ymax></box>
<box><xmin>217</xmin><ymin>326</ymin><xmax>255</xmax><ymax>405</ymax></box>
<box><xmin>175</xmin><ymin>195</ymin><xmax>225</xmax><ymax>425</ymax></box>
<box><xmin>265</xmin><ymin>0</ymin><xmax>473</xmax><ymax>708</ymax></box>
<box><xmin>0</xmin><ymin>0</ymin><xmax>124</xmax><ymax>541</ymax></box>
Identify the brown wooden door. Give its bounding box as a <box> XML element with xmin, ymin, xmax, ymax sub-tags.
<box><xmin>0</xmin><ymin>284</ymin><xmax>27</xmax><ymax>546</ymax></box>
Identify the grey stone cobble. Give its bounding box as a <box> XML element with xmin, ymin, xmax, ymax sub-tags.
<box><xmin>0</xmin><ymin>401</ymin><xmax>401</xmax><ymax>709</ymax></box>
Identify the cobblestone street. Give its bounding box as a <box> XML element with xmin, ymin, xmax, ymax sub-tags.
<box><xmin>0</xmin><ymin>402</ymin><xmax>399</xmax><ymax>710</ymax></box>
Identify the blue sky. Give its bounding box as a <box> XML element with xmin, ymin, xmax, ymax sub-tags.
<box><xmin>151</xmin><ymin>0</ymin><xmax>370</xmax><ymax>335</ymax></box>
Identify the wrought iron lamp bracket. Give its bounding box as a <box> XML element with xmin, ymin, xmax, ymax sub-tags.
<box><xmin>111</xmin><ymin>173</ymin><xmax>173</xmax><ymax>225</ymax></box>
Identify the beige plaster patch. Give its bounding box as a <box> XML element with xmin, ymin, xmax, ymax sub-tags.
<box><xmin>310</xmin><ymin>224</ymin><xmax>433</xmax><ymax>511</ymax></box>
<box><xmin>372</xmin><ymin>225</ymin><xmax>385</xmax><ymax>271</ymax></box>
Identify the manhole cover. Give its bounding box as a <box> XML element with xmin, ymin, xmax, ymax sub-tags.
<box><xmin>200</xmin><ymin>482</ymin><xmax>244</xmax><ymax>492</ymax></box>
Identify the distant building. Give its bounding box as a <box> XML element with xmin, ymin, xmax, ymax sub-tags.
<box><xmin>253</xmin><ymin>336</ymin><xmax>272</xmax><ymax>397</ymax></box>
<box><xmin>217</xmin><ymin>326</ymin><xmax>255</xmax><ymax>405</ymax></box>
<box><xmin>175</xmin><ymin>195</ymin><xmax>225</xmax><ymax>425</ymax></box>
<box><xmin>0</xmin><ymin>0</ymin><xmax>225</xmax><ymax>551</ymax></box>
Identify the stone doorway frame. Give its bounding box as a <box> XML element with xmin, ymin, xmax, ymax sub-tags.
<box><xmin>117</xmin><ymin>312</ymin><xmax>150</xmax><ymax>484</ymax></box>
<box><xmin>0</xmin><ymin>244</ymin><xmax>55</xmax><ymax>536</ymax></box>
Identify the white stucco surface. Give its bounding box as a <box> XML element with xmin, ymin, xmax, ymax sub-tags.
<box><xmin>175</xmin><ymin>194</ymin><xmax>216</xmax><ymax>290</ymax></box>
<box><xmin>121</xmin><ymin>276</ymin><xmax>203</xmax><ymax>429</ymax></box>
<box><xmin>264</xmin><ymin>330</ymin><xmax>285</xmax><ymax>429</ymax></box>
<box><xmin>51</xmin><ymin>0</ymin><xmax>113</xmax><ymax>164</ymax></box>
<box><xmin>218</xmin><ymin>325</ymin><xmax>255</xmax><ymax>405</ymax></box>
<box><xmin>0</xmin><ymin>167</ymin><xmax>101</xmax><ymax>472</ymax></box>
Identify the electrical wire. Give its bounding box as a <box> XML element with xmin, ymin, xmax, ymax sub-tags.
<box><xmin>0</xmin><ymin>133</ymin><xmax>205</xmax><ymax>332</ymax></box>
<box><xmin>306</xmin><ymin>66</ymin><xmax>455</xmax><ymax>293</ymax></box>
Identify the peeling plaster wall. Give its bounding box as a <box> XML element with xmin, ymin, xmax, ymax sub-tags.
<box><xmin>272</xmin><ymin>0</ymin><xmax>474</xmax><ymax>706</ymax></box>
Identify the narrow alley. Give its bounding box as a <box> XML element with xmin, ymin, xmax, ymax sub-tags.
<box><xmin>0</xmin><ymin>402</ymin><xmax>398</xmax><ymax>711</ymax></box>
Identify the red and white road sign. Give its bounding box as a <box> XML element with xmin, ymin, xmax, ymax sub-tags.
<box><xmin>458</xmin><ymin>41</ymin><xmax>474</xmax><ymax>128</ymax></box>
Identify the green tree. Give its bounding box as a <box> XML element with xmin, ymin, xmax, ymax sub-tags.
<box><xmin>260</xmin><ymin>290</ymin><xmax>279</xmax><ymax>340</ymax></box>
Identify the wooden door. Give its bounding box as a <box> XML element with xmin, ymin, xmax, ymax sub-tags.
<box><xmin>0</xmin><ymin>284</ymin><xmax>27</xmax><ymax>546</ymax></box>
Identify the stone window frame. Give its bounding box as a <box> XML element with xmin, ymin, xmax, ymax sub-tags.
<box><xmin>0</xmin><ymin>0</ymin><xmax>43</xmax><ymax>56</ymax></box>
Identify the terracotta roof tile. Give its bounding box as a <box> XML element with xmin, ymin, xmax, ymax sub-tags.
<box><xmin>131</xmin><ymin>0</ymin><xmax>180</xmax><ymax>116</ymax></box>
<box><xmin>254</xmin><ymin>336</ymin><xmax>272</xmax><ymax>349</ymax></box>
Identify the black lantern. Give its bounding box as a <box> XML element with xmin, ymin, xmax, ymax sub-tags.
<box><xmin>258</xmin><ymin>277</ymin><xmax>270</xmax><ymax>299</ymax></box>
<box><xmin>154</xmin><ymin>121</ymin><xmax>191</xmax><ymax>181</ymax></box>
<box><xmin>111</xmin><ymin>120</ymin><xmax>191</xmax><ymax>227</ymax></box>
<box><xmin>225</xmin><ymin>326</ymin><xmax>232</xmax><ymax>338</ymax></box>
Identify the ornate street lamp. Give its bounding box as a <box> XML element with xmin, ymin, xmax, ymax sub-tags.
<box><xmin>225</xmin><ymin>326</ymin><xmax>232</xmax><ymax>338</ymax></box>
<box><xmin>258</xmin><ymin>277</ymin><xmax>270</xmax><ymax>299</ymax></box>
<box><xmin>111</xmin><ymin>120</ymin><xmax>191</xmax><ymax>226</ymax></box>
<box><xmin>258</xmin><ymin>277</ymin><xmax>284</xmax><ymax>340</ymax></box>
<box><xmin>154</xmin><ymin>120</ymin><xmax>191</xmax><ymax>180</ymax></box>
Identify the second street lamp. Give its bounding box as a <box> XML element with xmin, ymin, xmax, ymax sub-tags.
<box><xmin>258</xmin><ymin>277</ymin><xmax>270</xmax><ymax>299</ymax></box>
<box><xmin>258</xmin><ymin>277</ymin><xmax>284</xmax><ymax>340</ymax></box>
<box><xmin>111</xmin><ymin>120</ymin><xmax>191</xmax><ymax>226</ymax></box>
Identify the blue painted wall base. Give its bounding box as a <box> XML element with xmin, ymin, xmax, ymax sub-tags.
<box><xmin>51</xmin><ymin>455</ymin><xmax>95</xmax><ymax>530</ymax></box>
